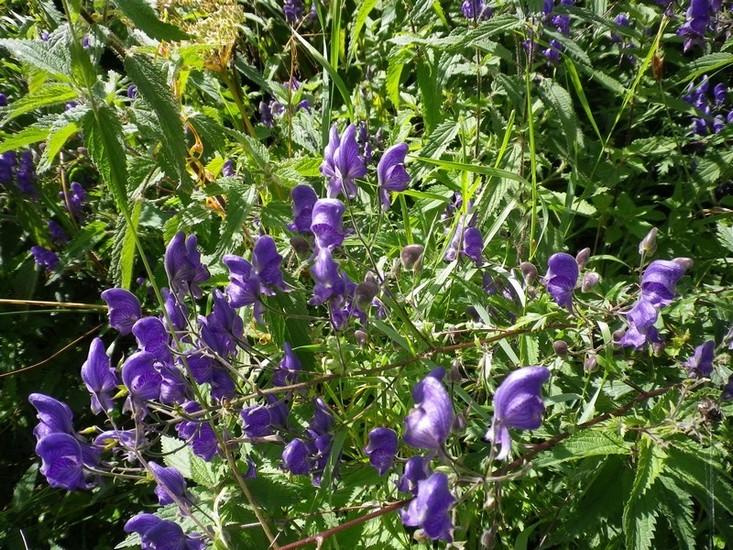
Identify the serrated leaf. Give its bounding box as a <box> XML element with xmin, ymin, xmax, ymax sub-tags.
<box><xmin>82</xmin><ymin>106</ymin><xmax>130</xmax><ymax>216</ymax></box>
<box><xmin>212</xmin><ymin>180</ymin><xmax>256</xmax><ymax>260</ymax></box>
<box><xmin>1</xmin><ymin>84</ymin><xmax>78</xmax><ymax>124</ymax></box>
<box><xmin>0</xmin><ymin>38</ymin><xmax>72</xmax><ymax>81</ymax></box>
<box><xmin>667</xmin><ymin>443</ymin><xmax>733</xmax><ymax>516</ymax></box>
<box><xmin>387</xmin><ymin>47</ymin><xmax>413</xmax><ymax>108</ymax></box>
<box><xmin>717</xmin><ymin>223</ymin><xmax>733</xmax><ymax>253</ymax></box>
<box><xmin>348</xmin><ymin>0</ymin><xmax>378</xmax><ymax>61</ymax></box>
<box><xmin>125</xmin><ymin>54</ymin><xmax>187</xmax><ymax>183</ymax></box>
<box><xmin>37</xmin><ymin>119</ymin><xmax>80</xmax><ymax>173</ymax></box>
<box><xmin>658</xmin><ymin>477</ymin><xmax>696</xmax><ymax>550</ymax></box>
<box><xmin>118</xmin><ymin>200</ymin><xmax>141</xmax><ymax>289</ymax></box>
<box><xmin>534</xmin><ymin>430</ymin><xmax>630</xmax><ymax>467</ymax></box>
<box><xmin>539</xmin><ymin>78</ymin><xmax>583</xmax><ymax>152</ymax></box>
<box><xmin>161</xmin><ymin>435</ymin><xmax>193</xmax><ymax>479</ymax></box>
<box><xmin>623</xmin><ymin>487</ymin><xmax>658</xmax><ymax>550</ymax></box>
<box><xmin>416</xmin><ymin>55</ymin><xmax>441</xmax><ymax>134</ymax></box>
<box><xmin>293</xmin><ymin>157</ymin><xmax>322</xmax><ymax>177</ymax></box>
<box><xmin>0</xmin><ymin>125</ymin><xmax>50</xmax><ymax>153</ymax></box>
<box><xmin>113</xmin><ymin>0</ymin><xmax>190</xmax><ymax>41</ymax></box>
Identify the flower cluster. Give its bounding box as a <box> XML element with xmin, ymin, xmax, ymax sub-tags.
<box><xmin>618</xmin><ymin>259</ymin><xmax>689</xmax><ymax>349</ymax></box>
<box><xmin>442</xmin><ymin>193</ymin><xmax>484</xmax><ymax>265</ymax></box>
<box><xmin>461</xmin><ymin>0</ymin><xmax>492</xmax><ymax>20</ymax></box>
<box><xmin>683</xmin><ymin>75</ymin><xmax>732</xmax><ymax>136</ymax></box>
<box><xmin>677</xmin><ymin>0</ymin><xmax>719</xmax><ymax>52</ymax></box>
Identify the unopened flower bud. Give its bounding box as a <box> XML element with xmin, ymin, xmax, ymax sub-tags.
<box><xmin>639</xmin><ymin>227</ymin><xmax>657</xmax><ymax>256</ymax></box>
<box><xmin>581</xmin><ymin>272</ymin><xmax>600</xmax><ymax>292</ymax></box>
<box><xmin>576</xmin><ymin>247</ymin><xmax>591</xmax><ymax>271</ymax></box>
<box><xmin>289</xmin><ymin>236</ymin><xmax>310</xmax><ymax>258</ymax></box>
<box><xmin>481</xmin><ymin>527</ymin><xmax>497</xmax><ymax>549</ymax></box>
<box><xmin>400</xmin><ymin>244</ymin><xmax>424</xmax><ymax>271</ymax></box>
<box><xmin>672</xmin><ymin>257</ymin><xmax>694</xmax><ymax>270</ymax></box>
<box><xmin>653</xmin><ymin>340</ymin><xmax>666</xmax><ymax>355</ymax></box>
<box><xmin>553</xmin><ymin>340</ymin><xmax>569</xmax><ymax>357</ymax></box>
<box><xmin>584</xmin><ymin>354</ymin><xmax>598</xmax><ymax>372</ymax></box>
<box><xmin>613</xmin><ymin>329</ymin><xmax>626</xmax><ymax>342</ymax></box>
<box><xmin>520</xmin><ymin>261</ymin><xmax>537</xmax><ymax>285</ymax></box>
<box><xmin>354</xmin><ymin>281</ymin><xmax>379</xmax><ymax>310</ymax></box>
<box><xmin>354</xmin><ymin>329</ymin><xmax>368</xmax><ymax>347</ymax></box>
<box><xmin>448</xmin><ymin>359</ymin><xmax>462</xmax><ymax>383</ymax></box>
<box><xmin>466</xmin><ymin>305</ymin><xmax>481</xmax><ymax>322</ymax></box>
<box><xmin>364</xmin><ymin>270</ymin><xmax>379</xmax><ymax>285</ymax></box>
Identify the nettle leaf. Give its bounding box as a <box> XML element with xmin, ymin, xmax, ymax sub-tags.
<box><xmin>416</xmin><ymin>51</ymin><xmax>442</xmax><ymax>135</ymax></box>
<box><xmin>386</xmin><ymin>46</ymin><xmax>414</xmax><ymax>108</ymax></box>
<box><xmin>82</xmin><ymin>106</ymin><xmax>130</xmax><ymax>215</ymax></box>
<box><xmin>717</xmin><ymin>223</ymin><xmax>733</xmax><ymax>253</ymax></box>
<box><xmin>667</xmin><ymin>443</ymin><xmax>733</xmax><ymax>518</ymax></box>
<box><xmin>1</xmin><ymin>83</ymin><xmax>78</xmax><ymax>124</ymax></box>
<box><xmin>161</xmin><ymin>435</ymin><xmax>193</xmax><ymax>479</ymax></box>
<box><xmin>0</xmin><ymin>38</ymin><xmax>73</xmax><ymax>81</ymax></box>
<box><xmin>124</xmin><ymin>54</ymin><xmax>188</xmax><ymax>184</ymax></box>
<box><xmin>110</xmin><ymin>200</ymin><xmax>141</xmax><ymax>289</ymax></box>
<box><xmin>211</xmin><ymin>178</ymin><xmax>256</xmax><ymax>260</ymax></box>
<box><xmin>538</xmin><ymin>78</ymin><xmax>583</xmax><ymax>153</ymax></box>
<box><xmin>534</xmin><ymin>429</ymin><xmax>630</xmax><ymax>467</ymax></box>
<box><xmin>37</xmin><ymin>114</ymin><xmax>84</xmax><ymax>173</ymax></box>
<box><xmin>0</xmin><ymin>125</ymin><xmax>50</xmax><ymax>153</ymax></box>
<box><xmin>348</xmin><ymin>0</ymin><xmax>378</xmax><ymax>61</ymax></box>
<box><xmin>113</xmin><ymin>0</ymin><xmax>190</xmax><ymax>41</ymax></box>
<box><xmin>623</xmin><ymin>485</ymin><xmax>659</xmax><ymax>550</ymax></box>
<box><xmin>658</xmin><ymin>476</ymin><xmax>696</xmax><ymax>550</ymax></box>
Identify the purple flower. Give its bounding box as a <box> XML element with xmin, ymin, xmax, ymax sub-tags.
<box><xmin>487</xmin><ymin>366</ymin><xmax>551</xmax><ymax>461</ymax></box>
<box><xmin>148</xmin><ymin>461</ymin><xmax>190</xmax><ymax>506</ymax></box>
<box><xmin>222</xmin><ymin>158</ymin><xmax>235</xmax><ymax>177</ymax></box>
<box><xmin>684</xmin><ymin>340</ymin><xmax>715</xmax><ymax>378</ymax></box>
<box><xmin>311</xmin><ymin>198</ymin><xmax>346</xmax><ymax>250</ymax></box>
<box><xmin>28</xmin><ymin>393</ymin><xmax>74</xmax><ymax>440</ymax></box>
<box><xmin>223</xmin><ymin>254</ymin><xmax>261</xmax><ymax>317</ymax></box>
<box><xmin>101</xmin><ymin>288</ymin><xmax>142</xmax><ymax>336</ymax></box>
<box><xmin>17</xmin><ymin>151</ymin><xmax>37</xmax><ymax>198</ymax></box>
<box><xmin>282</xmin><ymin>438</ymin><xmax>310</xmax><ymax>475</ymax></box>
<box><xmin>272</xmin><ymin>342</ymin><xmax>302</xmax><ymax>387</ymax></box>
<box><xmin>36</xmin><ymin>433</ymin><xmax>96</xmax><ymax>490</ymax></box>
<box><xmin>309</xmin><ymin>247</ymin><xmax>346</xmax><ymax>305</ymax></box>
<box><xmin>461</xmin><ymin>0</ymin><xmax>492</xmax><ymax>20</ymax></box>
<box><xmin>543</xmin><ymin>253</ymin><xmax>579</xmax><ymax>312</ymax></box>
<box><xmin>377</xmin><ymin>143</ymin><xmax>410</xmax><ymax>211</ymax></box>
<box><xmin>252</xmin><ymin>235</ymin><xmax>287</xmax><ymax>293</ymax></box>
<box><xmin>81</xmin><ymin>338</ymin><xmax>120</xmax><ymax>414</ymax></box>
<box><xmin>94</xmin><ymin>429</ymin><xmax>142</xmax><ymax>460</ymax></box>
<box><xmin>124</xmin><ymin>513</ymin><xmax>206</xmax><ymax>550</ymax></box>
<box><xmin>199</xmin><ymin>290</ymin><xmax>244</xmax><ymax>356</ymax></box>
<box><xmin>400</xmin><ymin>472</ymin><xmax>455</xmax><ymax>542</ymax></box>
<box><xmin>404</xmin><ymin>369</ymin><xmax>454</xmax><ymax>450</ymax></box>
<box><xmin>617</xmin><ymin>298</ymin><xmax>661</xmax><ymax>349</ymax></box>
<box><xmin>714</xmin><ymin>83</ymin><xmax>727</xmax><ymax>105</ymax></box>
<box><xmin>162</xmin><ymin>287</ymin><xmax>188</xmax><ymax>332</ymax></box>
<box><xmin>722</xmin><ymin>376</ymin><xmax>733</xmax><ymax>400</ymax></box>
<box><xmin>133</xmin><ymin>317</ymin><xmax>172</xmax><ymax>363</ymax></box>
<box><xmin>283</xmin><ymin>0</ymin><xmax>304</xmax><ymax>24</ymax></box>
<box><xmin>462</xmin><ymin>227</ymin><xmax>484</xmax><ymax>265</ymax></box>
<box><xmin>176</xmin><ymin>401</ymin><xmax>220</xmax><ymax>461</ymax></box>
<box><xmin>164</xmin><ymin>232</ymin><xmax>211</xmax><ymax>299</ymax></box>
<box><xmin>48</xmin><ymin>220</ymin><xmax>69</xmax><ymax>244</ymax></box>
<box><xmin>308</xmin><ymin>397</ymin><xmax>334</xmax><ymax>436</ymax></box>
<box><xmin>30</xmin><ymin>246</ymin><xmax>59</xmax><ymax>271</ymax></box>
<box><xmin>288</xmin><ymin>184</ymin><xmax>318</xmax><ymax>233</ymax></box>
<box><xmin>0</xmin><ymin>151</ymin><xmax>16</xmax><ymax>185</ymax></box>
<box><xmin>677</xmin><ymin>0</ymin><xmax>713</xmax><ymax>51</ymax></box>
<box><xmin>320</xmin><ymin>124</ymin><xmax>367</xmax><ymax>199</ymax></box>
<box><xmin>0</xmin><ymin>93</ymin><xmax>6</xmax><ymax>107</ymax></box>
<box><xmin>241</xmin><ymin>405</ymin><xmax>273</xmax><ymax>438</ymax></box>
<box><xmin>396</xmin><ymin>455</ymin><xmax>432</xmax><ymax>494</ymax></box>
<box><xmin>260</xmin><ymin>101</ymin><xmax>273</xmax><ymax>127</ymax></box>
<box><xmin>639</xmin><ymin>259</ymin><xmax>687</xmax><ymax>308</ymax></box>
<box><xmin>542</xmin><ymin>39</ymin><xmax>563</xmax><ymax>66</ymax></box>
<box><xmin>121</xmin><ymin>351</ymin><xmax>162</xmax><ymax>403</ymax></box>
<box><xmin>61</xmin><ymin>181</ymin><xmax>87</xmax><ymax>219</ymax></box>
<box><xmin>365</xmin><ymin>428</ymin><xmax>398</xmax><ymax>475</ymax></box>
<box><xmin>127</xmin><ymin>85</ymin><xmax>137</xmax><ymax>99</ymax></box>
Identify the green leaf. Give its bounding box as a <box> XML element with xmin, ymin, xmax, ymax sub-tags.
<box><xmin>124</xmin><ymin>54</ymin><xmax>188</xmax><ymax>183</ymax></box>
<box><xmin>0</xmin><ymin>38</ymin><xmax>72</xmax><ymax>81</ymax></box>
<box><xmin>0</xmin><ymin>125</ymin><xmax>50</xmax><ymax>153</ymax></box>
<box><xmin>717</xmin><ymin>222</ymin><xmax>733</xmax><ymax>253</ymax></box>
<box><xmin>113</xmin><ymin>0</ymin><xmax>190</xmax><ymax>41</ymax></box>
<box><xmin>112</xmin><ymin>200</ymin><xmax>141</xmax><ymax>289</ymax></box>
<box><xmin>534</xmin><ymin>429</ymin><xmax>630</xmax><ymax>467</ymax></box>
<box><xmin>415</xmin><ymin>156</ymin><xmax>529</xmax><ymax>185</ymax></box>
<box><xmin>161</xmin><ymin>435</ymin><xmax>193</xmax><ymax>479</ymax></box>
<box><xmin>667</xmin><ymin>443</ymin><xmax>733</xmax><ymax>517</ymax></box>
<box><xmin>292</xmin><ymin>30</ymin><xmax>353</xmax><ymax>120</ymax></box>
<box><xmin>1</xmin><ymin>84</ymin><xmax>78</xmax><ymax>123</ymax></box>
<box><xmin>416</xmin><ymin>55</ymin><xmax>441</xmax><ymax>134</ymax></box>
<box><xmin>538</xmin><ymin>78</ymin><xmax>583</xmax><ymax>152</ymax></box>
<box><xmin>348</xmin><ymin>0</ymin><xmax>378</xmax><ymax>61</ymax></box>
<box><xmin>682</xmin><ymin>52</ymin><xmax>733</xmax><ymax>83</ymax></box>
<box><xmin>83</xmin><ymin>106</ymin><xmax>130</xmax><ymax>216</ymax></box>
<box><xmin>387</xmin><ymin>47</ymin><xmax>413</xmax><ymax>108</ymax></box>
<box><xmin>657</xmin><ymin>477</ymin><xmax>696</xmax><ymax>550</ymax></box>
<box><xmin>623</xmin><ymin>487</ymin><xmax>659</xmax><ymax>550</ymax></box>
<box><xmin>37</xmin><ymin>119</ymin><xmax>80</xmax><ymax>173</ymax></box>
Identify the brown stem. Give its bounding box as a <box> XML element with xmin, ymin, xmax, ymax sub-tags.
<box><xmin>277</xmin><ymin>499</ymin><xmax>410</xmax><ymax>550</ymax></box>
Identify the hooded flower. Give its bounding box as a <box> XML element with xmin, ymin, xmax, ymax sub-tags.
<box><xmin>396</xmin><ymin>455</ymin><xmax>432</xmax><ymax>494</ymax></box>
<box><xmin>310</xmin><ymin>199</ymin><xmax>346</xmax><ymax>250</ymax></box>
<box><xmin>400</xmin><ymin>472</ymin><xmax>455</xmax><ymax>542</ymax></box>
<box><xmin>684</xmin><ymin>340</ymin><xmax>715</xmax><ymax>378</ymax></box>
<box><xmin>365</xmin><ymin>427</ymin><xmax>398</xmax><ymax>475</ymax></box>
<box><xmin>309</xmin><ymin>247</ymin><xmax>346</xmax><ymax>306</ymax></box>
<box><xmin>639</xmin><ymin>260</ymin><xmax>686</xmax><ymax>308</ymax></box>
<box><xmin>36</xmin><ymin>433</ymin><xmax>98</xmax><ymax>491</ymax></box>
<box><xmin>272</xmin><ymin>342</ymin><xmax>302</xmax><ymax>387</ymax></box>
<box><xmin>241</xmin><ymin>405</ymin><xmax>273</xmax><ymax>438</ymax></box>
<box><xmin>487</xmin><ymin>366</ymin><xmax>550</xmax><ymax>460</ymax></box>
<box><xmin>377</xmin><ymin>143</ymin><xmax>410</xmax><ymax>210</ymax></box>
<box><xmin>121</xmin><ymin>351</ymin><xmax>162</xmax><ymax>404</ymax></box>
<box><xmin>164</xmin><ymin>232</ymin><xmax>211</xmax><ymax>299</ymax></box>
<box><xmin>101</xmin><ymin>288</ymin><xmax>142</xmax><ymax>336</ymax></box>
<box><xmin>28</xmin><ymin>393</ymin><xmax>74</xmax><ymax>440</ymax></box>
<box><xmin>320</xmin><ymin>124</ymin><xmax>367</xmax><ymax>199</ymax></box>
<box><xmin>124</xmin><ymin>513</ymin><xmax>206</xmax><ymax>550</ymax></box>
<box><xmin>252</xmin><ymin>235</ymin><xmax>286</xmax><ymax>294</ymax></box>
<box><xmin>81</xmin><ymin>337</ymin><xmax>120</xmax><ymax>414</ymax></box>
<box><xmin>543</xmin><ymin>253</ymin><xmax>579</xmax><ymax>312</ymax></box>
<box><xmin>288</xmin><ymin>184</ymin><xmax>319</xmax><ymax>233</ymax></box>
<box><xmin>133</xmin><ymin>317</ymin><xmax>173</xmax><ymax>364</ymax></box>
<box><xmin>404</xmin><ymin>369</ymin><xmax>454</xmax><ymax>450</ymax></box>
<box><xmin>148</xmin><ymin>461</ymin><xmax>191</xmax><ymax>507</ymax></box>
<box><xmin>176</xmin><ymin>401</ymin><xmax>220</xmax><ymax>461</ymax></box>
<box><xmin>31</xmin><ymin>246</ymin><xmax>59</xmax><ymax>271</ymax></box>
<box><xmin>282</xmin><ymin>438</ymin><xmax>310</xmax><ymax>476</ymax></box>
